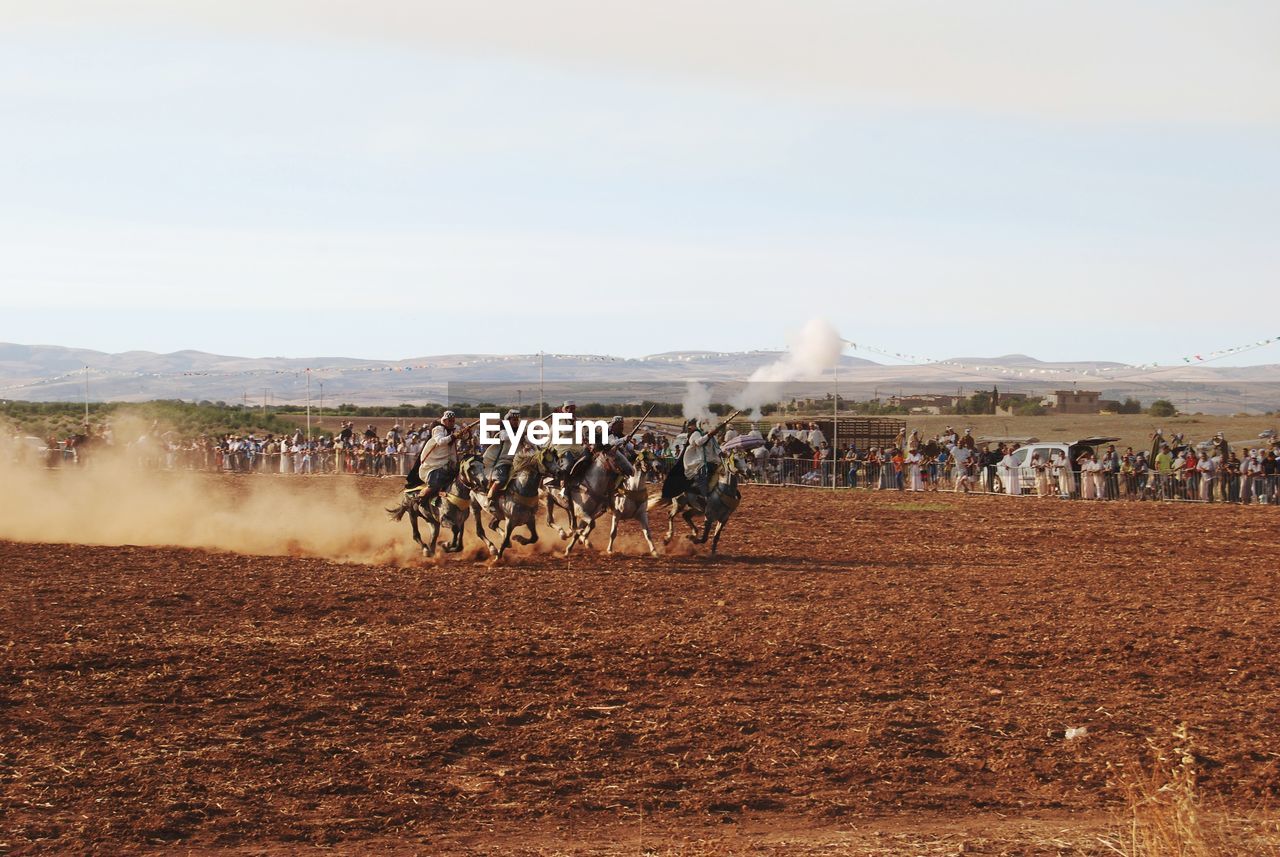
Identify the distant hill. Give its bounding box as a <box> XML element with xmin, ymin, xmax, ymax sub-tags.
<box><xmin>0</xmin><ymin>342</ymin><xmax>1275</xmax><ymax>414</ymax></box>
<box><xmin>943</xmin><ymin>354</ymin><xmax>1128</xmax><ymax>370</ymax></box>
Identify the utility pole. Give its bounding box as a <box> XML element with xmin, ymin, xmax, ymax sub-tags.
<box><xmin>538</xmin><ymin>352</ymin><xmax>545</xmax><ymax>419</ymax></box>
<box><xmin>832</xmin><ymin>356</ymin><xmax>839</xmax><ymax>492</ymax></box>
<box><xmin>306</xmin><ymin>369</ymin><xmax>312</xmax><ymax>441</ymax></box>
<box><xmin>318</xmin><ymin>382</ymin><xmax>324</xmax><ymax>429</ymax></box>
<box><xmin>83</xmin><ymin>366</ymin><xmax>89</xmax><ymax>426</ymax></box>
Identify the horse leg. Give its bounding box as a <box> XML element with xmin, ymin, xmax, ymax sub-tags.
<box><xmin>555</xmin><ymin>498</ymin><xmax>574</xmax><ymax>540</ymax></box>
<box><xmin>563</xmin><ymin>518</ymin><xmax>581</xmax><ymax>556</ymax></box>
<box><xmin>427</xmin><ymin>514</ymin><xmax>442</xmax><ymax>555</ymax></box>
<box><xmin>637</xmin><ymin>510</ymin><xmax>658</xmax><ymax>557</ymax></box>
<box><xmin>695</xmin><ymin>516</ymin><xmax>713</xmax><ymax>545</ymax></box>
<box><xmin>513</xmin><ymin>516</ymin><xmax>538</xmax><ymax>546</ymax></box>
<box><xmin>664</xmin><ymin>504</ymin><xmax>677</xmax><ymax>545</ymax></box>
<box><xmin>545</xmin><ymin>490</ymin><xmax>558</xmax><ymax>526</ymax></box>
<box><xmin>564</xmin><ymin>490</ymin><xmax>579</xmax><ymax>534</ymax></box>
<box><xmin>709</xmin><ymin>519</ymin><xmax>726</xmax><ymax>553</ymax></box>
<box><xmin>606</xmin><ymin>515</ymin><xmax>619</xmax><ymax>554</ymax></box>
<box><xmin>472</xmin><ymin>503</ymin><xmax>497</xmax><ymax>555</ymax></box>
<box><xmin>683</xmin><ymin>508</ymin><xmax>699</xmax><ymax>537</ymax></box>
<box><xmin>496</xmin><ymin>518</ymin><xmax>516</xmax><ymax>559</ymax></box>
<box><xmin>408</xmin><ymin>507</ymin><xmax>431</xmax><ymax>556</ymax></box>
<box><xmin>580</xmin><ymin>517</ymin><xmax>597</xmax><ymax>549</ymax></box>
<box><xmin>444</xmin><ymin>512</ymin><xmax>463</xmax><ymax>552</ymax></box>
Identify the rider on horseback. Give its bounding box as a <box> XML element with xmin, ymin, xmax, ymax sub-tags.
<box><xmin>553</xmin><ymin>400</ymin><xmax>583</xmax><ymax>485</ymax></box>
<box><xmin>483</xmin><ymin>408</ymin><xmax>523</xmax><ymax>510</ymax></box>
<box><xmin>607</xmin><ymin>415</ymin><xmax>627</xmax><ymax>449</ymax></box>
<box><xmin>413</xmin><ymin>410</ymin><xmax>462</xmax><ymax>504</ymax></box>
<box><xmin>683</xmin><ymin>417</ymin><xmax>722</xmax><ymax>502</ymax></box>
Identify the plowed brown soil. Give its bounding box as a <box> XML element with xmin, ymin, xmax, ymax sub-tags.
<box><xmin>2</xmin><ymin>478</ymin><xmax>1279</xmax><ymax>855</ymax></box>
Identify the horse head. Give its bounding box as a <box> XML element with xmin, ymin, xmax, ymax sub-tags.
<box><xmin>603</xmin><ymin>446</ymin><xmax>634</xmax><ymax>478</ymax></box>
<box><xmin>458</xmin><ymin>454</ymin><xmax>486</xmax><ymax>490</ymax></box>
<box><xmin>726</xmin><ymin>451</ymin><xmax>754</xmax><ymax>482</ymax></box>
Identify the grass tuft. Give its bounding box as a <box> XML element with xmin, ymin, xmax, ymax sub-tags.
<box><xmin>1098</xmin><ymin>723</ymin><xmax>1279</xmax><ymax>857</ymax></box>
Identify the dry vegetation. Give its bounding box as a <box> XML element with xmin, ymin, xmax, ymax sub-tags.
<box><xmin>1099</xmin><ymin>725</ymin><xmax>1280</xmax><ymax>857</ymax></box>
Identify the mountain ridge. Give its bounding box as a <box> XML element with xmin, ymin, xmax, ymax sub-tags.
<box><xmin>1</xmin><ymin>342</ymin><xmax>1275</xmax><ymax>414</ymax></box>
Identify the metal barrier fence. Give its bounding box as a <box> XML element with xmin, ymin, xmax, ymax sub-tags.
<box><xmin>35</xmin><ymin>445</ymin><xmax>418</xmax><ymax>477</ymax></box>
<box><xmin>742</xmin><ymin>456</ymin><xmax>1279</xmax><ymax>505</ymax></box>
<box><xmin>30</xmin><ymin>445</ymin><xmax>1280</xmax><ymax>505</ymax></box>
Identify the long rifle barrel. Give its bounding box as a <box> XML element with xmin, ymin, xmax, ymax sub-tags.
<box><xmin>707</xmin><ymin>409</ymin><xmax>742</xmax><ymax>437</ymax></box>
<box><xmin>615</xmin><ymin>404</ymin><xmax>658</xmax><ymax>448</ymax></box>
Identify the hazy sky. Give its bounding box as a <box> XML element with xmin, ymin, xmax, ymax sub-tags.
<box><xmin>2</xmin><ymin>1</ymin><xmax>1278</xmax><ymax>364</ymax></box>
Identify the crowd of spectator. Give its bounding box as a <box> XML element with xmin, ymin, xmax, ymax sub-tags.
<box><xmin>745</xmin><ymin>425</ymin><xmax>1280</xmax><ymax>505</ymax></box>
<box><xmin>16</xmin><ymin>417</ymin><xmax>1279</xmax><ymax>506</ymax></box>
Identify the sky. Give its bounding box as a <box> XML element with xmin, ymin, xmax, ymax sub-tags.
<box><xmin>1</xmin><ymin>1</ymin><xmax>1278</xmax><ymax>365</ymax></box>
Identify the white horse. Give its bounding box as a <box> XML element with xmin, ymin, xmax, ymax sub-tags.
<box><xmin>606</xmin><ymin>449</ymin><xmax>659</xmax><ymax>557</ymax></box>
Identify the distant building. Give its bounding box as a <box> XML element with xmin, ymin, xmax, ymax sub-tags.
<box><xmin>1051</xmin><ymin>390</ymin><xmax>1101</xmax><ymax>415</ymax></box>
<box><xmin>888</xmin><ymin>393</ymin><xmax>960</xmax><ymax>414</ymax></box>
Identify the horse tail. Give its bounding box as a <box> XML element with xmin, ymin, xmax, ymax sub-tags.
<box><xmin>647</xmin><ymin>495</ymin><xmax>670</xmax><ymax>511</ymax></box>
<box><xmin>387</xmin><ymin>493</ymin><xmax>416</xmax><ymax>522</ymax></box>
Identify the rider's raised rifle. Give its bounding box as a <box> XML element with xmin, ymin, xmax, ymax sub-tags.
<box><xmin>704</xmin><ymin>409</ymin><xmax>742</xmax><ymax>439</ymax></box>
<box><xmin>611</xmin><ymin>404</ymin><xmax>658</xmax><ymax>451</ymax></box>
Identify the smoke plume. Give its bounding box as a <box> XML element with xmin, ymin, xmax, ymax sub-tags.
<box><xmin>681</xmin><ymin>379</ymin><xmax>712</xmax><ymax>421</ymax></box>
<box><xmin>733</xmin><ymin>318</ymin><xmax>845</xmax><ymax>417</ymax></box>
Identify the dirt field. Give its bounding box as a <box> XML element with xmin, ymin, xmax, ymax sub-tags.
<box><xmin>2</xmin><ymin>477</ymin><xmax>1279</xmax><ymax>855</ymax></box>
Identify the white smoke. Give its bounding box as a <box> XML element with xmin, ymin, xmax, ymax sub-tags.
<box><xmin>733</xmin><ymin>318</ymin><xmax>845</xmax><ymax>418</ymax></box>
<box><xmin>682</xmin><ymin>379</ymin><xmax>713</xmax><ymax>421</ymax></box>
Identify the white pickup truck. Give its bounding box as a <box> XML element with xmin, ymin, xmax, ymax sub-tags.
<box><xmin>983</xmin><ymin>436</ymin><xmax>1121</xmax><ymax>494</ymax></box>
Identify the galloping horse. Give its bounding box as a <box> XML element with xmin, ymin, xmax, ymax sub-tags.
<box><xmin>387</xmin><ymin>456</ymin><xmax>488</xmax><ymax>556</ymax></box>
<box><xmin>606</xmin><ymin>448</ymin><xmax>659</xmax><ymax>557</ymax></box>
<box><xmin>483</xmin><ymin>447</ymin><xmax>558</xmax><ymax>559</ymax></box>
<box><xmin>557</xmin><ymin>446</ymin><xmax>635</xmax><ymax>556</ymax></box>
<box><xmin>652</xmin><ymin>451</ymin><xmax>747</xmax><ymax>554</ymax></box>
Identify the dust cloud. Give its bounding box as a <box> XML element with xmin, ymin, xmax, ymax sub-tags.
<box><xmin>0</xmin><ymin>436</ymin><xmax>421</xmax><ymax>566</ymax></box>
